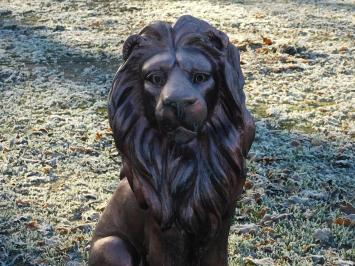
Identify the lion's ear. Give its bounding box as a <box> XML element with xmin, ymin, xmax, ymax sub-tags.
<box><xmin>206</xmin><ymin>29</ymin><xmax>229</xmax><ymax>51</ymax></box>
<box><xmin>205</xmin><ymin>29</ymin><xmax>245</xmax><ymax>107</ymax></box>
<box><xmin>122</xmin><ymin>34</ymin><xmax>144</xmax><ymax>61</ymax></box>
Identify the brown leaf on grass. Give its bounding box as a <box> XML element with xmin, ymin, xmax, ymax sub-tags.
<box><xmin>42</xmin><ymin>165</ymin><xmax>51</xmax><ymax>174</ymax></box>
<box><xmin>56</xmin><ymin>226</ymin><xmax>71</xmax><ymax>235</ymax></box>
<box><xmin>333</xmin><ymin>217</ymin><xmax>353</xmax><ymax>227</ymax></box>
<box><xmin>263</xmin><ymin>37</ymin><xmax>273</xmax><ymax>45</ymax></box>
<box><xmin>262</xmin><ymin>227</ymin><xmax>274</xmax><ymax>234</ymax></box>
<box><xmin>26</xmin><ymin>220</ymin><xmax>39</xmax><ymax>230</ymax></box>
<box><xmin>232</xmin><ymin>39</ymin><xmax>263</xmax><ymax>51</ymax></box>
<box><xmin>16</xmin><ymin>199</ymin><xmax>31</xmax><ymax>207</ymax></box>
<box><xmin>75</xmin><ymin>235</ymin><xmax>85</xmax><ymax>242</ymax></box>
<box><xmin>95</xmin><ymin>132</ymin><xmax>103</xmax><ymax>141</ymax></box>
<box><xmin>338</xmin><ymin>46</ymin><xmax>348</xmax><ymax>53</ymax></box>
<box><xmin>244</xmin><ymin>180</ymin><xmax>253</xmax><ymax>190</ymax></box>
<box><xmin>254</xmin><ymin>12</ymin><xmax>266</xmax><ymax>19</ymax></box>
<box><xmin>90</xmin><ymin>20</ymin><xmax>102</xmax><ymax>28</ymax></box>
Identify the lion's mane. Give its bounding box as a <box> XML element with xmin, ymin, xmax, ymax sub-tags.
<box><xmin>108</xmin><ymin>16</ymin><xmax>255</xmax><ymax>238</ymax></box>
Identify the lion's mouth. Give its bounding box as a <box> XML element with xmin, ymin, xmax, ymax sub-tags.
<box><xmin>168</xmin><ymin>126</ymin><xmax>197</xmax><ymax>144</ymax></box>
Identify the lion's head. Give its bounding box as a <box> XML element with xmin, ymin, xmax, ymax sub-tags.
<box><xmin>108</xmin><ymin>15</ymin><xmax>255</xmax><ymax>238</ymax></box>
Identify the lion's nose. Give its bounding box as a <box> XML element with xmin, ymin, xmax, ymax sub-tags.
<box><xmin>163</xmin><ymin>98</ymin><xmax>197</xmax><ymax>109</ymax></box>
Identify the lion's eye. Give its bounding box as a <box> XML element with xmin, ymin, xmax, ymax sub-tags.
<box><xmin>192</xmin><ymin>73</ymin><xmax>210</xmax><ymax>83</ymax></box>
<box><xmin>146</xmin><ymin>72</ymin><xmax>166</xmax><ymax>86</ymax></box>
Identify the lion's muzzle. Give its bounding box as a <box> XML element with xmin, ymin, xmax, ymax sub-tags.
<box><xmin>155</xmin><ymin>68</ymin><xmax>208</xmax><ymax>142</ymax></box>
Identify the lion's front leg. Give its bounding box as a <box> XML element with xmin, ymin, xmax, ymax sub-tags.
<box><xmin>89</xmin><ymin>179</ymin><xmax>146</xmax><ymax>266</ymax></box>
<box><xmin>145</xmin><ymin>218</ymin><xmax>191</xmax><ymax>266</ymax></box>
<box><xmin>89</xmin><ymin>236</ymin><xmax>140</xmax><ymax>266</ymax></box>
<box><xmin>200</xmin><ymin>220</ymin><xmax>231</xmax><ymax>266</ymax></box>
<box><xmin>200</xmin><ymin>244</ymin><xmax>228</xmax><ymax>266</ymax></box>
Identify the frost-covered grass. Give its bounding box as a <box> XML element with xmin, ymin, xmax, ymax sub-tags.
<box><xmin>0</xmin><ymin>1</ymin><xmax>354</xmax><ymax>265</ymax></box>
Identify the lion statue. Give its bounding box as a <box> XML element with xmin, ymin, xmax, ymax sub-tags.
<box><xmin>89</xmin><ymin>15</ymin><xmax>255</xmax><ymax>266</ymax></box>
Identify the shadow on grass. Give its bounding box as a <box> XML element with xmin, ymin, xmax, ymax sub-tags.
<box><xmin>0</xmin><ymin>10</ymin><xmax>120</xmax><ymax>85</ymax></box>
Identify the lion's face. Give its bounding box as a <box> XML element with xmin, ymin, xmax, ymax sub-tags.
<box><xmin>141</xmin><ymin>49</ymin><xmax>218</xmax><ymax>144</ymax></box>
<box><xmin>108</xmin><ymin>15</ymin><xmax>256</xmax><ymax>236</ymax></box>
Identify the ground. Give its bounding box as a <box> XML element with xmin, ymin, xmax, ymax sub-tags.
<box><xmin>0</xmin><ymin>0</ymin><xmax>354</xmax><ymax>265</ymax></box>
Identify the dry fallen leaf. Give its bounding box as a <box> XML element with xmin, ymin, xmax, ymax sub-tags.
<box><xmin>262</xmin><ymin>227</ymin><xmax>274</xmax><ymax>234</ymax></box>
<box><xmin>42</xmin><ymin>165</ymin><xmax>51</xmax><ymax>174</ymax></box>
<box><xmin>338</xmin><ymin>46</ymin><xmax>348</xmax><ymax>53</ymax></box>
<box><xmin>244</xmin><ymin>180</ymin><xmax>253</xmax><ymax>190</ymax></box>
<box><xmin>254</xmin><ymin>12</ymin><xmax>266</xmax><ymax>19</ymax></box>
<box><xmin>56</xmin><ymin>226</ymin><xmax>71</xmax><ymax>235</ymax></box>
<box><xmin>90</xmin><ymin>20</ymin><xmax>102</xmax><ymax>28</ymax></box>
<box><xmin>263</xmin><ymin>37</ymin><xmax>273</xmax><ymax>45</ymax></box>
<box><xmin>26</xmin><ymin>220</ymin><xmax>39</xmax><ymax>230</ymax></box>
<box><xmin>333</xmin><ymin>217</ymin><xmax>353</xmax><ymax>227</ymax></box>
<box><xmin>95</xmin><ymin>132</ymin><xmax>103</xmax><ymax>141</ymax></box>
<box><xmin>75</xmin><ymin>235</ymin><xmax>85</xmax><ymax>242</ymax></box>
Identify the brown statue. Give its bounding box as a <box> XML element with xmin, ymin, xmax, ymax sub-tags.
<box><xmin>89</xmin><ymin>15</ymin><xmax>255</xmax><ymax>266</ymax></box>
